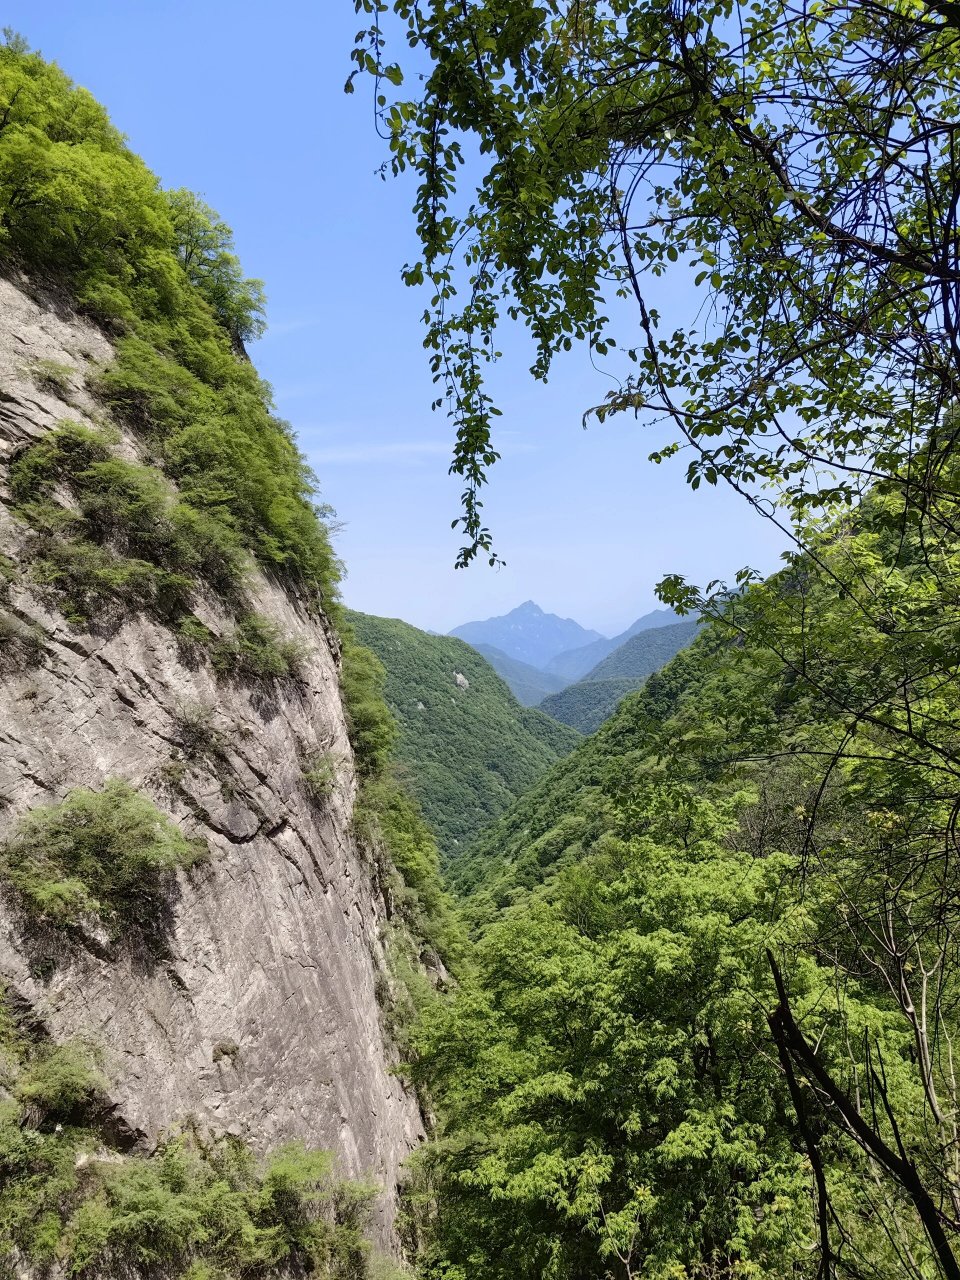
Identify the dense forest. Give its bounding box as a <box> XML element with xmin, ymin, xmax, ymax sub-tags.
<box><xmin>353</xmin><ymin>0</ymin><xmax>960</xmax><ymax>1275</ymax></box>
<box><xmin>347</xmin><ymin>611</ymin><xmax>580</xmax><ymax>857</ymax></box>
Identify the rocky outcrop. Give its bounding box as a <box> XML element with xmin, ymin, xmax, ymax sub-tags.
<box><xmin>0</xmin><ymin>274</ymin><xmax>423</xmax><ymax>1241</ymax></box>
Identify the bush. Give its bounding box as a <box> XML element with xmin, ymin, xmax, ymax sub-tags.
<box><xmin>210</xmin><ymin>614</ymin><xmax>309</xmax><ymax>681</ymax></box>
<box><xmin>0</xmin><ymin>780</ymin><xmax>204</xmax><ymax>940</ymax></box>
<box><xmin>302</xmin><ymin>751</ymin><xmax>341</xmax><ymax>802</ymax></box>
<box><xmin>0</xmin><ymin>989</ymin><xmax>386</xmax><ymax>1278</ymax></box>
<box><xmin>30</xmin><ymin>358</ymin><xmax>75</xmax><ymax>396</ymax></box>
<box><xmin>13</xmin><ymin>1042</ymin><xmax>105</xmax><ymax>1125</ymax></box>
<box><xmin>339</xmin><ymin>640</ymin><xmax>397</xmax><ymax>779</ymax></box>
<box><xmin>172</xmin><ymin>703</ymin><xmax>227</xmax><ymax>762</ymax></box>
<box><xmin>0</xmin><ymin>609</ymin><xmax>44</xmax><ymax>672</ymax></box>
<box><xmin>11</xmin><ymin>422</ymin><xmax>245</xmax><ymax>622</ymax></box>
<box><xmin>354</xmin><ymin>778</ymin><xmax>463</xmax><ymax>971</ymax></box>
<box><xmin>63</xmin><ymin>1138</ymin><xmax>375</xmax><ymax>1279</ymax></box>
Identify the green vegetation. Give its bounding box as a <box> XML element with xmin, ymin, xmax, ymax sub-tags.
<box><xmin>359</xmin><ymin>0</ymin><xmax>960</xmax><ymax>573</ymax></box>
<box><xmin>0</xmin><ymin>780</ymin><xmax>203</xmax><ymax>943</ymax></box>
<box><xmin>537</xmin><ymin>676</ymin><xmax>646</xmax><ymax>735</ymax></box>
<box><xmin>209</xmin><ymin>613</ymin><xmax>308</xmax><ymax>681</ymax></box>
<box><xmin>348</xmin><ymin>611</ymin><xmax>580</xmax><ymax>860</ymax></box>
<box><xmin>539</xmin><ymin>620</ymin><xmax>699</xmax><ymax>733</ymax></box>
<box><xmin>585</xmin><ymin>618</ymin><xmax>699</xmax><ymax>681</ymax></box>
<box><xmin>11</xmin><ymin>421</ymin><xmax>243</xmax><ymax>623</ymax></box>
<box><xmin>469</xmin><ymin>643</ymin><xmax>567</xmax><ymax>706</ymax></box>
<box><xmin>338</xmin><ymin>627</ymin><xmax>465</xmax><ymax>968</ymax></box>
<box><xmin>355</xmin><ymin>777</ymin><xmax>463</xmax><ymax>970</ymax></box>
<box><xmin>356</xmin><ymin>16</ymin><xmax>960</xmax><ymax>1264</ymax></box>
<box><xmin>0</xmin><ymin>608</ymin><xmax>44</xmax><ymax>672</ymax></box>
<box><xmin>30</xmin><ymin>357</ymin><xmax>75</xmax><ymax>396</ymax></box>
<box><xmin>401</xmin><ymin>490</ymin><xmax>960</xmax><ymax>1275</ymax></box>
<box><xmin>302</xmin><ymin>750</ymin><xmax>343</xmax><ymax>803</ymax></box>
<box><xmin>340</xmin><ymin>638</ymin><xmax>400</xmax><ymax>780</ymax></box>
<box><xmin>0</xmin><ymin>38</ymin><xmax>340</xmax><ymax>622</ymax></box>
<box><xmin>0</xmin><ymin>993</ymin><xmax>387</xmax><ymax>1278</ymax></box>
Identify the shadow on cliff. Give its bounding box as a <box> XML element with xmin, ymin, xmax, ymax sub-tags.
<box><xmin>2</xmin><ymin>870</ymin><xmax>188</xmax><ymax>985</ymax></box>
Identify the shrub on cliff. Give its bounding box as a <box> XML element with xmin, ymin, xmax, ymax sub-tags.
<box><xmin>0</xmin><ymin>780</ymin><xmax>203</xmax><ymax>939</ymax></box>
<box><xmin>0</xmin><ymin>36</ymin><xmax>341</xmax><ymax>613</ymax></box>
<box><xmin>11</xmin><ymin>422</ymin><xmax>244</xmax><ymax>621</ymax></box>
<box><xmin>0</xmin><ymin>986</ymin><xmax>384</xmax><ymax>1278</ymax></box>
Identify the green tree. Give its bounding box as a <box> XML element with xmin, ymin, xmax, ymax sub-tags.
<box><xmin>355</xmin><ymin>7</ymin><xmax>960</xmax><ymax>1272</ymax></box>
<box><xmin>165</xmin><ymin>188</ymin><xmax>266</xmax><ymax>345</ymax></box>
<box><xmin>353</xmin><ymin>0</ymin><xmax>960</xmax><ymax>567</ymax></box>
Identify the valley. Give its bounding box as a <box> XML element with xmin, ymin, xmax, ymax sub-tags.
<box><xmin>2</xmin><ymin>10</ymin><xmax>960</xmax><ymax>1280</ymax></box>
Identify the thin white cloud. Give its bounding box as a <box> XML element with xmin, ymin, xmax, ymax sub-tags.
<box><xmin>259</xmin><ymin>317</ymin><xmax>323</xmax><ymax>339</ymax></box>
<box><xmin>309</xmin><ymin>440</ymin><xmax>452</xmax><ymax>465</ymax></box>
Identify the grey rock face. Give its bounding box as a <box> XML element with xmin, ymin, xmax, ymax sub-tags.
<box><xmin>0</xmin><ymin>274</ymin><xmax>423</xmax><ymax>1242</ymax></box>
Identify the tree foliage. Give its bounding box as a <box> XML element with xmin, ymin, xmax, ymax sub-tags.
<box><xmin>354</xmin><ymin>0</ymin><xmax>960</xmax><ymax>566</ymax></box>
<box><xmin>0</xmin><ymin>36</ymin><xmax>340</xmax><ymax>609</ymax></box>
<box><xmin>405</xmin><ymin>490</ymin><xmax>960</xmax><ymax>1276</ymax></box>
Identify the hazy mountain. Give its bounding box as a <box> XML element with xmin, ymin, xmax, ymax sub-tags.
<box><xmin>544</xmin><ymin>607</ymin><xmax>679</xmax><ymax>681</ymax></box>
<box><xmin>349</xmin><ymin>611</ymin><xmax>581</xmax><ymax>858</ymax></box>
<box><xmin>471</xmin><ymin>643</ymin><xmax>569</xmax><ymax>706</ymax></box>
<box><xmin>539</xmin><ymin>618</ymin><xmax>700</xmax><ymax>732</ymax></box>
<box><xmin>450</xmin><ymin>600</ymin><xmax>604</xmax><ymax>668</ymax></box>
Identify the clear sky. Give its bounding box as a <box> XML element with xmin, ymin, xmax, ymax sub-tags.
<box><xmin>9</xmin><ymin>1</ymin><xmax>789</xmax><ymax>637</ymax></box>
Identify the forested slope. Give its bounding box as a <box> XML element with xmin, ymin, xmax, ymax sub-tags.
<box><xmin>470</xmin><ymin>642</ymin><xmax>568</xmax><ymax>705</ymax></box>
<box><xmin>409</xmin><ymin>495</ymin><xmax>960</xmax><ymax>1277</ymax></box>
<box><xmin>543</xmin><ymin>607</ymin><xmax>679</xmax><ymax>681</ymax></box>
<box><xmin>537</xmin><ymin>618</ymin><xmax>699</xmax><ymax>732</ymax></box>
<box><xmin>348</xmin><ymin>611</ymin><xmax>580</xmax><ymax>858</ymax></box>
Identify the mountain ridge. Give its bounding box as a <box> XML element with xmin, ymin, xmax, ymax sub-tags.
<box><xmin>543</xmin><ymin>606</ymin><xmax>680</xmax><ymax>682</ymax></box>
<box><xmin>348</xmin><ymin>610</ymin><xmax>581</xmax><ymax>858</ymax></box>
<box><xmin>538</xmin><ymin>618</ymin><xmax>700</xmax><ymax>732</ymax></box>
<box><xmin>470</xmin><ymin>642</ymin><xmax>569</xmax><ymax>706</ymax></box>
<box><xmin>449</xmin><ymin>600</ymin><xmax>604</xmax><ymax>668</ymax></box>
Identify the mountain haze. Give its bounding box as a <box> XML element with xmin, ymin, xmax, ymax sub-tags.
<box><xmin>470</xmin><ymin>643</ymin><xmax>569</xmax><ymax>706</ymax></box>
<box><xmin>544</xmin><ymin>606</ymin><xmax>680</xmax><ymax>682</ymax></box>
<box><xmin>450</xmin><ymin>600</ymin><xmax>603</xmax><ymax>668</ymax></box>
<box><xmin>538</xmin><ymin>618</ymin><xmax>699</xmax><ymax>732</ymax></box>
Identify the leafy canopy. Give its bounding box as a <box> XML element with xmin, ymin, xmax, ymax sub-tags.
<box><xmin>354</xmin><ymin>0</ymin><xmax>960</xmax><ymax>566</ymax></box>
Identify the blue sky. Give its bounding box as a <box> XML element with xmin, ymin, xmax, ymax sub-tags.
<box><xmin>10</xmin><ymin>1</ymin><xmax>789</xmax><ymax>636</ymax></box>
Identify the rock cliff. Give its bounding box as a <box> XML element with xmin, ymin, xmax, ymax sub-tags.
<box><xmin>0</xmin><ymin>273</ymin><xmax>424</xmax><ymax>1241</ymax></box>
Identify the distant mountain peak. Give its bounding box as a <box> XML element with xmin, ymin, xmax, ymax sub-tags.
<box><xmin>450</xmin><ymin>603</ymin><xmax>603</xmax><ymax>669</ymax></box>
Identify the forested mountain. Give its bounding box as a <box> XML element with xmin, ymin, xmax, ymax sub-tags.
<box><xmin>585</xmin><ymin>616</ymin><xmax>699</xmax><ymax>679</ymax></box>
<box><xmin>410</xmin><ymin>496</ymin><xmax>960</xmax><ymax>1275</ymax></box>
<box><xmin>543</xmin><ymin>606</ymin><xmax>679</xmax><ymax>682</ymax></box>
<box><xmin>536</xmin><ymin>676</ymin><xmax>647</xmax><ymax>734</ymax></box>
<box><xmin>538</xmin><ymin>618</ymin><xmax>699</xmax><ymax>732</ymax></box>
<box><xmin>449</xmin><ymin>600</ymin><xmax>603</xmax><ymax>668</ymax></box>
<box><xmin>9</xmin><ymin>0</ymin><xmax>960</xmax><ymax>1273</ymax></box>
<box><xmin>348</xmin><ymin>611</ymin><xmax>580</xmax><ymax>858</ymax></box>
<box><xmin>470</xmin><ymin>642</ymin><xmax>568</xmax><ymax>705</ymax></box>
